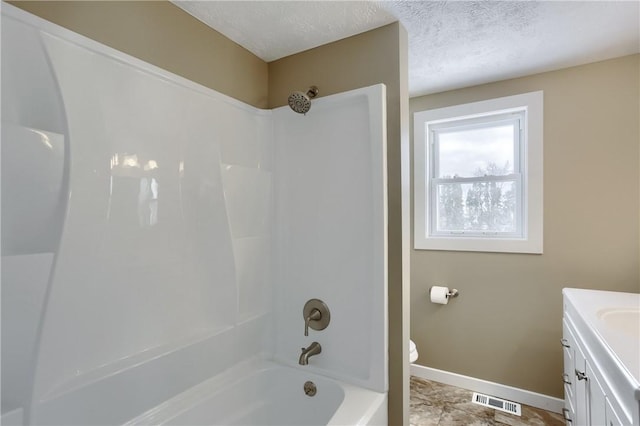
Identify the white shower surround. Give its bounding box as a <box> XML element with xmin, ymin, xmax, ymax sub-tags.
<box><xmin>0</xmin><ymin>4</ymin><xmax>388</xmax><ymax>425</ymax></box>
<box><xmin>273</xmin><ymin>89</ymin><xmax>388</xmax><ymax>391</ymax></box>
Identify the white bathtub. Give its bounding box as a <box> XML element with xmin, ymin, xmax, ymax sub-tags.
<box><xmin>124</xmin><ymin>358</ymin><xmax>387</xmax><ymax>426</ymax></box>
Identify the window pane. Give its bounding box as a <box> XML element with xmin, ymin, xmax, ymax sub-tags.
<box><xmin>436</xmin><ymin>181</ymin><xmax>517</xmax><ymax>233</ymax></box>
<box><xmin>437</xmin><ymin>124</ymin><xmax>515</xmax><ymax>178</ymax></box>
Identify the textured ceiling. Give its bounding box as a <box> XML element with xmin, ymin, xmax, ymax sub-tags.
<box><xmin>174</xmin><ymin>1</ymin><xmax>640</xmax><ymax>97</ymax></box>
<box><xmin>174</xmin><ymin>1</ymin><xmax>396</xmax><ymax>62</ymax></box>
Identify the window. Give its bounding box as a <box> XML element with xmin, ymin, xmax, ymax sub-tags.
<box><xmin>414</xmin><ymin>91</ymin><xmax>543</xmax><ymax>253</ymax></box>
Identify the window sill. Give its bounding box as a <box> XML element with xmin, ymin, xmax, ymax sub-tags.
<box><xmin>415</xmin><ymin>236</ymin><xmax>542</xmax><ymax>254</ymax></box>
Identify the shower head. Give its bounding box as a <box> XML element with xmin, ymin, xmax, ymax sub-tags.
<box><xmin>288</xmin><ymin>86</ymin><xmax>319</xmax><ymax>114</ymax></box>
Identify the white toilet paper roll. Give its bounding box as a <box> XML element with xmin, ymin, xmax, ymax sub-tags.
<box><xmin>430</xmin><ymin>286</ymin><xmax>449</xmax><ymax>304</ymax></box>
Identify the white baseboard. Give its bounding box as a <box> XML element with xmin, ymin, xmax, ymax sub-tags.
<box><xmin>410</xmin><ymin>363</ymin><xmax>564</xmax><ymax>414</ymax></box>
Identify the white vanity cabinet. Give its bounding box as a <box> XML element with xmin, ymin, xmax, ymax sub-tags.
<box><xmin>562</xmin><ymin>288</ymin><xmax>640</xmax><ymax>426</ymax></box>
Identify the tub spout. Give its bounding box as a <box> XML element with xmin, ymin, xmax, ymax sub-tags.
<box><xmin>299</xmin><ymin>341</ymin><xmax>321</xmax><ymax>365</ymax></box>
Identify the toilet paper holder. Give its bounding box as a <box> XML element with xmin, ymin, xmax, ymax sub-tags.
<box><xmin>430</xmin><ymin>286</ymin><xmax>459</xmax><ymax>298</ymax></box>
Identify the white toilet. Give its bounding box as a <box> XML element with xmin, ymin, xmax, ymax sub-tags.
<box><xmin>409</xmin><ymin>339</ymin><xmax>419</xmax><ymax>363</ymax></box>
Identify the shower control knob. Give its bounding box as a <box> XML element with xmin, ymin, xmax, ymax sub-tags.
<box><xmin>303</xmin><ymin>299</ymin><xmax>330</xmax><ymax>335</ymax></box>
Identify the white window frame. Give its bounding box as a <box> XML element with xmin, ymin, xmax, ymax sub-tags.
<box><xmin>414</xmin><ymin>91</ymin><xmax>543</xmax><ymax>254</ymax></box>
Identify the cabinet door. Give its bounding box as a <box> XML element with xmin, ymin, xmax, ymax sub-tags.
<box><xmin>562</xmin><ymin>319</ymin><xmax>577</xmax><ymax>423</ymax></box>
<box><xmin>586</xmin><ymin>362</ymin><xmax>606</xmax><ymax>426</ymax></box>
<box><xmin>562</xmin><ymin>319</ymin><xmax>576</xmax><ymax>403</ymax></box>
<box><xmin>605</xmin><ymin>397</ymin><xmax>629</xmax><ymax>426</ymax></box>
<box><xmin>574</xmin><ymin>342</ymin><xmax>588</xmax><ymax>425</ymax></box>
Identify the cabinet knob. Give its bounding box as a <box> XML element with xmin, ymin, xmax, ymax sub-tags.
<box><xmin>562</xmin><ymin>373</ymin><xmax>572</xmax><ymax>385</ymax></box>
<box><xmin>575</xmin><ymin>369</ymin><xmax>587</xmax><ymax>381</ymax></box>
<box><xmin>562</xmin><ymin>408</ymin><xmax>573</xmax><ymax>423</ymax></box>
<box><xmin>560</xmin><ymin>338</ymin><xmax>570</xmax><ymax>348</ymax></box>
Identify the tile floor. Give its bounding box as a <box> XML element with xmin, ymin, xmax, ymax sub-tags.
<box><xmin>410</xmin><ymin>376</ymin><xmax>566</xmax><ymax>426</ymax></box>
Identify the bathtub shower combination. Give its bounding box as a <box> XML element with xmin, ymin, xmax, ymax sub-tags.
<box><xmin>1</xmin><ymin>4</ymin><xmax>388</xmax><ymax>426</ymax></box>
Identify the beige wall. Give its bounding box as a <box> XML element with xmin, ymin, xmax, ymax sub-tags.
<box><xmin>7</xmin><ymin>1</ymin><xmax>269</xmax><ymax>108</ymax></box>
<box><xmin>269</xmin><ymin>23</ymin><xmax>411</xmax><ymax>425</ymax></box>
<box><xmin>410</xmin><ymin>54</ymin><xmax>640</xmax><ymax>398</ymax></box>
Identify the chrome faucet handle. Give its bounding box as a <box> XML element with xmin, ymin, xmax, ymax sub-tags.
<box><xmin>304</xmin><ymin>309</ymin><xmax>322</xmax><ymax>336</ymax></box>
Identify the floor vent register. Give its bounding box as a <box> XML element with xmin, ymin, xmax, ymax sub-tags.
<box><xmin>472</xmin><ymin>392</ymin><xmax>522</xmax><ymax>416</ymax></box>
